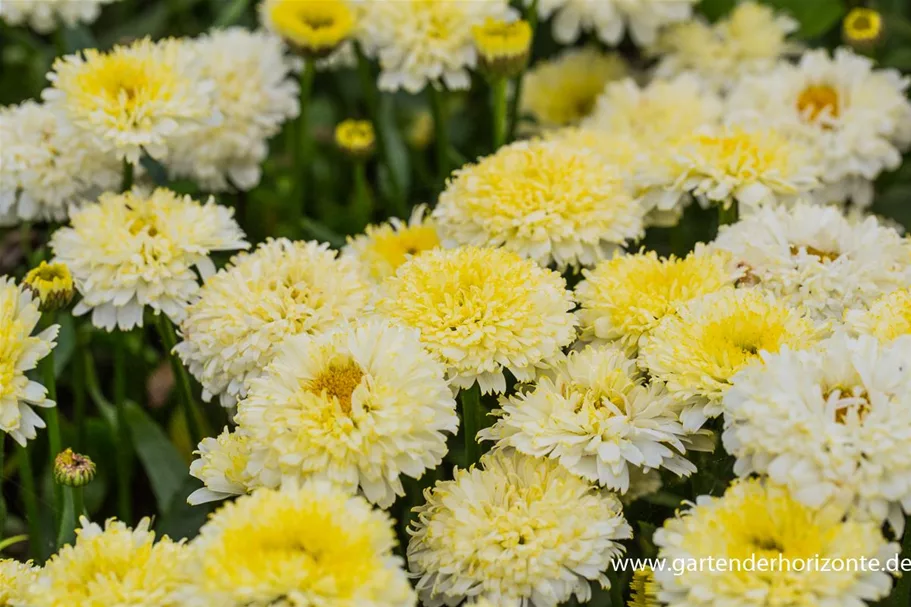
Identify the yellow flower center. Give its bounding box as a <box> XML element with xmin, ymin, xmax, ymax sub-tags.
<box><xmin>843</xmin><ymin>8</ymin><xmax>882</xmax><ymax>42</ymax></box>
<box><xmin>796</xmin><ymin>85</ymin><xmax>840</xmax><ymax>122</ymax></box>
<box><xmin>268</xmin><ymin>0</ymin><xmax>354</xmax><ymax>53</ymax></box>
<box><xmin>334</xmin><ymin>119</ymin><xmax>375</xmax><ymax>155</ymax></box>
<box><xmin>825</xmin><ymin>385</ymin><xmax>871</xmax><ymax>424</ymax></box>
<box><xmin>370</xmin><ymin>226</ymin><xmax>440</xmax><ymax>271</ymax></box>
<box><xmin>74</xmin><ymin>51</ymin><xmax>172</xmax><ymax>115</ymax></box>
<box><xmin>790</xmin><ymin>244</ymin><xmax>840</xmax><ymax>262</ymax></box>
<box><xmin>306</xmin><ymin>358</ymin><xmax>365</xmax><ymax>415</ymax></box>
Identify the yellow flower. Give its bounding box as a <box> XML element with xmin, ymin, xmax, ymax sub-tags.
<box><xmin>24</xmin><ymin>261</ymin><xmax>74</xmax><ymax>312</ymax></box>
<box><xmin>180</xmin><ymin>484</ymin><xmax>416</xmax><ymax>607</ymax></box>
<box><xmin>653</xmin><ymin>479</ymin><xmax>898</xmax><ymax>607</ymax></box>
<box><xmin>843</xmin><ymin>7</ymin><xmax>882</xmax><ymax>46</ymax></box>
<box><xmin>0</xmin><ymin>558</ymin><xmax>38</xmax><ymax>605</ymax></box>
<box><xmin>260</xmin><ymin>0</ymin><xmax>355</xmax><ymax>57</ymax></box>
<box><xmin>628</xmin><ymin>568</ymin><xmax>659</xmax><ymax>607</ymax></box>
<box><xmin>376</xmin><ymin>246</ymin><xmax>577</xmax><ymax>394</ymax></box>
<box><xmin>344</xmin><ymin>205</ymin><xmax>440</xmax><ymax>282</ymax></box>
<box><xmin>42</xmin><ymin>37</ymin><xmax>214</xmax><ymax>164</ymax></box>
<box><xmin>521</xmin><ymin>47</ymin><xmax>628</xmax><ymax>128</ymax></box>
<box><xmin>640</xmin><ymin>288</ymin><xmax>822</xmax><ymax>429</ymax></box>
<box><xmin>26</xmin><ymin>517</ymin><xmax>189</xmax><ymax>607</ymax></box>
<box><xmin>575</xmin><ymin>247</ymin><xmax>737</xmax><ymax>352</ymax></box>
<box><xmin>472</xmin><ymin>18</ymin><xmax>532</xmax><ymax>77</ymax></box>
<box><xmin>845</xmin><ymin>287</ymin><xmax>911</xmax><ymax>343</ymax></box>
<box><xmin>334</xmin><ymin>119</ymin><xmax>375</xmax><ymax>158</ymax></box>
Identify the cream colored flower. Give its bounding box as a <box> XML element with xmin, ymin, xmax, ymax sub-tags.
<box><xmin>344</xmin><ymin>205</ymin><xmax>440</xmax><ymax>282</ymax></box>
<box><xmin>408</xmin><ymin>449</ymin><xmax>632</xmax><ymax>606</ymax></box>
<box><xmin>0</xmin><ymin>558</ymin><xmax>37</xmax><ymax>606</ymax></box>
<box><xmin>845</xmin><ymin>287</ymin><xmax>911</xmax><ymax>343</ymax></box>
<box><xmin>0</xmin><ymin>0</ymin><xmax>117</xmax><ymax>33</ymax></box>
<box><xmin>187</xmin><ymin>428</ymin><xmax>252</xmax><ymax>505</ymax></box>
<box><xmin>376</xmin><ymin>247</ymin><xmax>577</xmax><ymax>394</ymax></box>
<box><xmin>50</xmin><ymin>188</ymin><xmax>248</xmax><ymax>332</ymax></box>
<box><xmin>175</xmin><ymin>238</ymin><xmax>371</xmax><ymax>407</ymax></box>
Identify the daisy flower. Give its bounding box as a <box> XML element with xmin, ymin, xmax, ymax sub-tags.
<box><xmin>344</xmin><ymin>205</ymin><xmax>440</xmax><ymax>282</ymax></box>
<box><xmin>723</xmin><ymin>333</ymin><xmax>911</xmax><ymax>529</ymax></box>
<box><xmin>358</xmin><ymin>0</ymin><xmax>515</xmax><ymax>93</ymax></box>
<box><xmin>180</xmin><ymin>484</ymin><xmax>416</xmax><ymax>607</ymax></box>
<box><xmin>167</xmin><ymin>28</ymin><xmax>299</xmax><ymax>191</ymax></box>
<box><xmin>376</xmin><ymin>247</ymin><xmax>577</xmax><ymax>394</ymax></box>
<box><xmin>653</xmin><ymin>479</ymin><xmax>897</xmax><ymax>607</ymax></box>
<box><xmin>408</xmin><ymin>449</ymin><xmax>632</xmax><ymax>606</ymax></box>
<box><xmin>481</xmin><ymin>343</ymin><xmax>701</xmax><ymax>493</ymax></box>
<box><xmin>235</xmin><ymin>318</ymin><xmax>458</xmax><ymax>508</ymax></box>
<box><xmin>175</xmin><ymin>238</ymin><xmax>371</xmax><ymax>407</ymax></box>
<box><xmin>639</xmin><ymin>288</ymin><xmax>822</xmax><ymax>430</ymax></box>
<box><xmin>50</xmin><ymin>188</ymin><xmax>248</xmax><ymax>332</ymax></box>
<box><xmin>25</xmin><ymin>517</ymin><xmax>189</xmax><ymax>607</ymax></box>
<box><xmin>0</xmin><ymin>277</ymin><xmax>59</xmax><ymax>446</ymax></box>
<box><xmin>575</xmin><ymin>247</ymin><xmax>738</xmax><ymax>352</ymax></box>
<box><xmin>520</xmin><ymin>47</ymin><xmax>628</xmax><ymax>129</ymax></box>
<box><xmin>0</xmin><ymin>559</ymin><xmax>38</xmax><ymax>606</ymax></box>
<box><xmin>42</xmin><ymin>37</ymin><xmax>217</xmax><ymax>165</ymax></box>
<box><xmin>531</xmin><ymin>0</ymin><xmax>696</xmax><ymax>47</ymax></box>
<box><xmin>187</xmin><ymin>428</ymin><xmax>252</xmax><ymax>505</ymax></box>
<box><xmin>0</xmin><ymin>0</ymin><xmax>117</xmax><ymax>33</ymax></box>
<box><xmin>711</xmin><ymin>202</ymin><xmax>911</xmax><ymax>322</ymax></box>
<box><xmin>433</xmin><ymin>139</ymin><xmax>644</xmax><ymax>269</ymax></box>
<box><xmin>0</xmin><ymin>101</ymin><xmax>119</xmax><ymax>223</ymax></box>
<box><xmin>727</xmin><ymin>47</ymin><xmax>911</xmax><ymax>206</ymax></box>
<box><xmin>845</xmin><ymin>287</ymin><xmax>911</xmax><ymax>343</ymax></box>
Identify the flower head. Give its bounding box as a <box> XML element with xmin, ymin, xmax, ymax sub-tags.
<box><xmin>376</xmin><ymin>247</ymin><xmax>577</xmax><ymax>394</ymax></box>
<box><xmin>629</xmin><ymin>568</ymin><xmax>659</xmax><ymax>607</ymax></box>
<box><xmin>26</xmin><ymin>517</ymin><xmax>188</xmax><ymax>607</ymax></box>
<box><xmin>639</xmin><ymin>288</ymin><xmax>821</xmax><ymax>429</ymax></box>
<box><xmin>335</xmin><ymin>119</ymin><xmax>376</xmax><ymax>158</ymax></box>
<box><xmin>845</xmin><ymin>288</ymin><xmax>911</xmax><ymax>343</ymax></box>
<box><xmin>187</xmin><ymin>428</ymin><xmax>251</xmax><ymax>505</ymax></box>
<box><xmin>653</xmin><ymin>479</ymin><xmax>897</xmax><ymax>607</ymax></box>
<box><xmin>520</xmin><ymin>47</ymin><xmax>628</xmax><ymax>128</ymax></box>
<box><xmin>0</xmin><ymin>558</ymin><xmax>38</xmax><ymax>605</ymax></box>
<box><xmin>482</xmin><ymin>344</ymin><xmax>700</xmax><ymax>493</ymax></box>
<box><xmin>0</xmin><ymin>277</ymin><xmax>58</xmax><ymax>446</ymax></box>
<box><xmin>723</xmin><ymin>334</ymin><xmax>911</xmax><ymax>528</ymax></box>
<box><xmin>0</xmin><ymin>0</ymin><xmax>115</xmax><ymax>33</ymax></box>
<box><xmin>50</xmin><ymin>188</ymin><xmax>248</xmax><ymax>332</ymax></box>
<box><xmin>54</xmin><ymin>448</ymin><xmax>96</xmax><ymax>487</ymax></box>
<box><xmin>843</xmin><ymin>7</ymin><xmax>883</xmax><ymax>48</ymax></box>
<box><xmin>260</xmin><ymin>0</ymin><xmax>355</xmax><ymax>57</ymax></box>
<box><xmin>408</xmin><ymin>449</ymin><xmax>632</xmax><ymax>606</ymax></box>
<box><xmin>433</xmin><ymin>139</ymin><xmax>644</xmax><ymax>269</ymax></box>
<box><xmin>344</xmin><ymin>205</ymin><xmax>440</xmax><ymax>282</ymax></box>
<box><xmin>180</xmin><ymin>484</ymin><xmax>416</xmax><ymax>607</ymax></box>
<box><xmin>472</xmin><ymin>18</ymin><xmax>532</xmax><ymax>78</ymax></box>
<box><xmin>359</xmin><ymin>0</ymin><xmax>515</xmax><ymax>92</ymax></box>
<box><xmin>24</xmin><ymin>261</ymin><xmax>74</xmax><ymax>312</ymax></box>
<box><xmin>235</xmin><ymin>318</ymin><xmax>457</xmax><ymax>508</ymax></box>
<box><xmin>42</xmin><ymin>37</ymin><xmax>216</xmax><ymax>164</ymax></box>
<box><xmin>575</xmin><ymin>247</ymin><xmax>738</xmax><ymax>352</ymax></box>
<box><xmin>176</xmin><ymin>239</ymin><xmax>371</xmax><ymax>407</ymax></box>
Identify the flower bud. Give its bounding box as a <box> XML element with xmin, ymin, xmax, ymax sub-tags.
<box><xmin>262</xmin><ymin>0</ymin><xmax>355</xmax><ymax>59</ymax></box>
<box><xmin>54</xmin><ymin>449</ymin><xmax>96</xmax><ymax>487</ymax></box>
<box><xmin>842</xmin><ymin>8</ymin><xmax>883</xmax><ymax>50</ymax></box>
<box><xmin>472</xmin><ymin>18</ymin><xmax>532</xmax><ymax>80</ymax></box>
<box><xmin>335</xmin><ymin>119</ymin><xmax>376</xmax><ymax>159</ymax></box>
<box><xmin>23</xmin><ymin>261</ymin><xmax>74</xmax><ymax>312</ymax></box>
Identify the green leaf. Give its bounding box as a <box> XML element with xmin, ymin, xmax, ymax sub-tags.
<box><xmin>123</xmin><ymin>401</ymin><xmax>187</xmax><ymax>516</ymax></box>
<box><xmin>765</xmin><ymin>0</ymin><xmax>846</xmax><ymax>39</ymax></box>
<box><xmin>155</xmin><ymin>477</ymin><xmax>217</xmax><ymax>542</ymax></box>
<box><xmin>698</xmin><ymin>0</ymin><xmax>737</xmax><ymax>21</ymax></box>
<box><xmin>882</xmin><ymin>47</ymin><xmax>911</xmax><ymax>70</ymax></box>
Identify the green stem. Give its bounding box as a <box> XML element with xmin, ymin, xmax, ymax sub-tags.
<box><xmin>293</xmin><ymin>59</ymin><xmax>317</xmax><ymax>224</ymax></box>
<box><xmin>73</xmin><ymin>340</ymin><xmax>87</xmax><ymax>451</ymax></box>
<box><xmin>718</xmin><ymin>200</ymin><xmax>739</xmax><ymax>228</ymax></box>
<box><xmin>891</xmin><ymin>521</ymin><xmax>911</xmax><ymax>607</ymax></box>
<box><xmin>508</xmin><ymin>0</ymin><xmax>539</xmax><ymax>140</ymax></box>
<box><xmin>491</xmin><ymin>78</ymin><xmax>509</xmax><ymax>150</ymax></box>
<box><xmin>352</xmin><ymin>161</ymin><xmax>372</xmax><ymax>230</ymax></box>
<box><xmin>429</xmin><ymin>86</ymin><xmax>451</xmax><ymax>185</ymax></box>
<box><xmin>155</xmin><ymin>314</ymin><xmax>204</xmax><ymax>446</ymax></box>
<box><xmin>112</xmin><ymin>335</ymin><xmax>132</xmax><ymax>523</ymax></box>
<box><xmin>40</xmin><ymin>312</ymin><xmax>62</xmax><ymax>534</ymax></box>
<box><xmin>460</xmin><ymin>383</ymin><xmax>483</xmax><ymax>467</ymax></box>
<box><xmin>355</xmin><ymin>44</ymin><xmax>406</xmax><ymax>217</ymax></box>
<box><xmin>16</xmin><ymin>444</ymin><xmax>42</xmax><ymax>559</ymax></box>
<box><xmin>121</xmin><ymin>158</ymin><xmax>133</xmax><ymax>192</ymax></box>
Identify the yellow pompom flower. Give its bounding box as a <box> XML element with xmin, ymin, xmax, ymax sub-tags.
<box><xmin>520</xmin><ymin>47</ymin><xmax>628</xmax><ymax>128</ymax></box>
<box><xmin>26</xmin><ymin>517</ymin><xmax>189</xmax><ymax>607</ymax></box>
<box><xmin>575</xmin><ymin>247</ymin><xmax>738</xmax><ymax>352</ymax></box>
<box><xmin>344</xmin><ymin>205</ymin><xmax>440</xmax><ymax>282</ymax></box>
<box><xmin>334</xmin><ymin>119</ymin><xmax>375</xmax><ymax>158</ymax></box>
<box><xmin>23</xmin><ymin>261</ymin><xmax>74</xmax><ymax>312</ymax></box>
<box><xmin>472</xmin><ymin>18</ymin><xmax>532</xmax><ymax>78</ymax></box>
<box><xmin>628</xmin><ymin>568</ymin><xmax>659</xmax><ymax>607</ymax></box>
<box><xmin>640</xmin><ymin>288</ymin><xmax>822</xmax><ymax>430</ymax></box>
<box><xmin>180</xmin><ymin>484</ymin><xmax>416</xmax><ymax>607</ymax></box>
<box><xmin>433</xmin><ymin>139</ymin><xmax>644</xmax><ymax>269</ymax></box>
<box><xmin>653</xmin><ymin>479</ymin><xmax>897</xmax><ymax>607</ymax></box>
<box><xmin>845</xmin><ymin>287</ymin><xmax>911</xmax><ymax>343</ymax></box>
<box><xmin>0</xmin><ymin>558</ymin><xmax>38</xmax><ymax>605</ymax></box>
<box><xmin>0</xmin><ymin>277</ymin><xmax>58</xmax><ymax>446</ymax></box>
<box><xmin>42</xmin><ymin>37</ymin><xmax>216</xmax><ymax>165</ymax></box>
<box><xmin>408</xmin><ymin>449</ymin><xmax>632</xmax><ymax>606</ymax></box>
<box><xmin>377</xmin><ymin>247</ymin><xmax>577</xmax><ymax>394</ymax></box>
<box><xmin>259</xmin><ymin>0</ymin><xmax>355</xmax><ymax>57</ymax></box>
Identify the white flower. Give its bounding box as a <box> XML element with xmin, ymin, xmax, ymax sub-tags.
<box><xmin>187</xmin><ymin>428</ymin><xmax>251</xmax><ymax>505</ymax></box>
<box><xmin>711</xmin><ymin>202</ymin><xmax>911</xmax><ymax>322</ymax></box>
<box><xmin>235</xmin><ymin>318</ymin><xmax>458</xmax><ymax>508</ymax></box>
<box><xmin>50</xmin><ymin>188</ymin><xmax>248</xmax><ymax>332</ymax></box>
<box><xmin>0</xmin><ymin>101</ymin><xmax>119</xmax><ymax>224</ymax></box>
<box><xmin>727</xmin><ymin>47</ymin><xmax>911</xmax><ymax>206</ymax></box>
<box><xmin>167</xmin><ymin>28</ymin><xmax>300</xmax><ymax>191</ymax></box>
<box><xmin>0</xmin><ymin>0</ymin><xmax>117</xmax><ymax>33</ymax></box>
<box><xmin>723</xmin><ymin>333</ymin><xmax>911</xmax><ymax>530</ymax></box>
<box><xmin>481</xmin><ymin>344</ymin><xmax>702</xmax><ymax>493</ymax></box>
<box><xmin>408</xmin><ymin>449</ymin><xmax>632</xmax><ymax>607</ymax></box>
